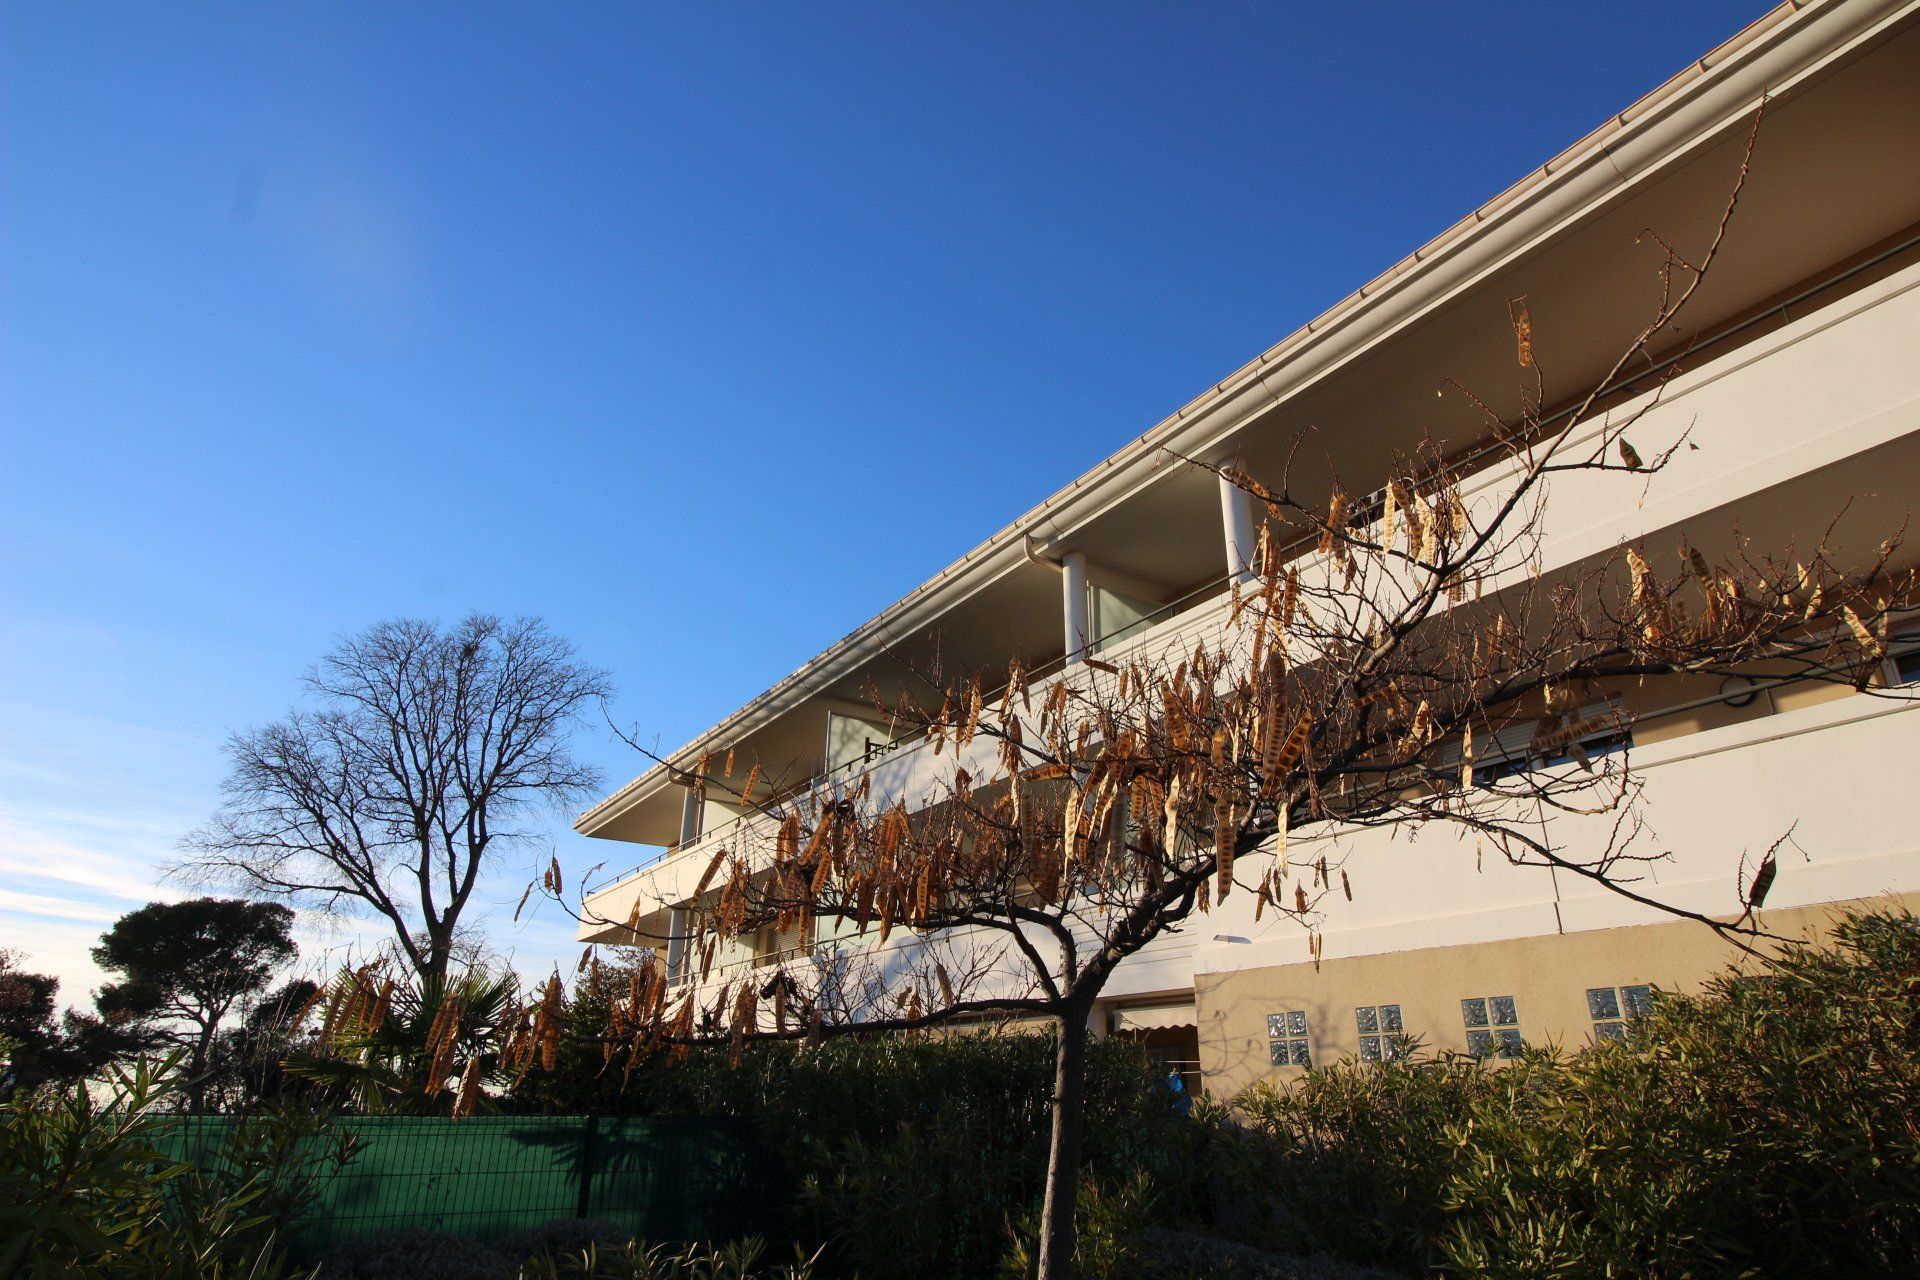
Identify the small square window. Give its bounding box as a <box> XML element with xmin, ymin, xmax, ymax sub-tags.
<box><xmin>1267</xmin><ymin>1010</ymin><xmax>1313</xmax><ymax>1068</ymax></box>
<box><xmin>1589</xmin><ymin>984</ymin><xmax>1656</xmax><ymax>1042</ymax></box>
<box><xmin>1463</xmin><ymin>994</ymin><xmax>1521</xmax><ymax>1057</ymax></box>
<box><xmin>1354</xmin><ymin>1004</ymin><xmax>1405</xmax><ymax>1066</ymax></box>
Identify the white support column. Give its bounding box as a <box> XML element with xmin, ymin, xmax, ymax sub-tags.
<box><xmin>1219</xmin><ymin>471</ymin><xmax>1258</xmax><ymax>585</ymax></box>
<box><xmin>677</xmin><ymin>784</ymin><xmax>702</xmax><ymax>848</ymax></box>
<box><xmin>1062</xmin><ymin>550</ymin><xmax>1090</xmax><ymax>663</ymax></box>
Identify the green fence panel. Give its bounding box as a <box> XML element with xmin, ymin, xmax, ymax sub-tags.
<box><xmin>156</xmin><ymin>1113</ymin><xmax>775</xmax><ymax>1262</ymax></box>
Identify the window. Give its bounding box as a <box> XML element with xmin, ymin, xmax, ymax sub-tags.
<box><xmin>1267</xmin><ymin>1010</ymin><xmax>1312</xmax><ymax>1067</ymax></box>
<box><xmin>1886</xmin><ymin>636</ymin><xmax>1920</xmax><ymax>687</ymax></box>
<box><xmin>1475</xmin><ymin>708</ymin><xmax>1632</xmax><ymax>787</ymax></box>
<box><xmin>1588</xmin><ymin>984</ymin><xmax>1654</xmax><ymax>1040</ymax></box>
<box><xmin>1461</xmin><ymin>995</ymin><xmax>1522</xmax><ymax>1058</ymax></box>
<box><xmin>1355</xmin><ymin>1004</ymin><xmax>1404</xmax><ymax>1063</ymax></box>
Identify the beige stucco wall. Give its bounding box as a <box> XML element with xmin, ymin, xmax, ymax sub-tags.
<box><xmin>1194</xmin><ymin>890</ymin><xmax>1920</xmax><ymax>1100</ymax></box>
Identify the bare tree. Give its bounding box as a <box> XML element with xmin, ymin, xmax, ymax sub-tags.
<box><xmin>182</xmin><ymin>614</ymin><xmax>610</xmax><ymax>988</ymax></box>
<box><xmin>518</xmin><ymin>112</ymin><xmax>1915</xmax><ymax>1279</ymax></box>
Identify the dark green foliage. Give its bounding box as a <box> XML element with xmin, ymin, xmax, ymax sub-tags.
<box><xmin>516</xmin><ymin>1030</ymin><xmax>1198</xmax><ymax>1279</ymax></box>
<box><xmin>286</xmin><ymin>970</ymin><xmax>519</xmax><ymax>1113</ymax></box>
<box><xmin>319</xmin><ymin>1225</ymin><xmax>822</xmax><ymax>1279</ymax></box>
<box><xmin>1</xmin><ymin>949</ymin><xmax>85</xmax><ymax>1092</ymax></box>
<box><xmin>1230</xmin><ymin>1042</ymin><xmax>1497</xmax><ymax>1269</ymax></box>
<box><xmin>998</xmin><ymin>1171</ymin><xmax>1154</xmax><ymax>1280</ymax></box>
<box><xmin>322</xmin><ymin>1228</ymin><xmax>516</xmax><ymax>1280</ymax></box>
<box><xmin>515</xmin><ymin>1235</ymin><xmax>822</xmax><ymax>1279</ymax></box>
<box><xmin>1231</xmin><ymin>911</ymin><xmax>1920</xmax><ymax>1278</ymax></box>
<box><xmin>0</xmin><ymin>1051</ymin><xmax>339</xmax><ymax>1279</ymax></box>
<box><xmin>91</xmin><ymin>897</ymin><xmax>298</xmax><ymax>1110</ymax></box>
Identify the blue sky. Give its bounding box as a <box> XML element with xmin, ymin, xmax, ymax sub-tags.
<box><xmin>0</xmin><ymin>1</ymin><xmax>1770</xmax><ymax>1006</ymax></box>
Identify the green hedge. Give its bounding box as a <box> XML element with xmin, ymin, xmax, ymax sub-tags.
<box><xmin>516</xmin><ymin>1030</ymin><xmax>1200</xmax><ymax>1278</ymax></box>
<box><xmin>1230</xmin><ymin>911</ymin><xmax>1920</xmax><ymax>1278</ymax></box>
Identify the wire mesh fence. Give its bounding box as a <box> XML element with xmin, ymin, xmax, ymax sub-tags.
<box><xmin>160</xmin><ymin>1113</ymin><xmax>776</xmax><ymax>1260</ymax></box>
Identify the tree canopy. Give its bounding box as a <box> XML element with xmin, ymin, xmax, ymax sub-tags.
<box><xmin>92</xmin><ymin>897</ymin><xmax>297</xmax><ymax>1109</ymax></box>
<box><xmin>181</xmin><ymin>613</ymin><xmax>610</xmax><ymax>985</ymax></box>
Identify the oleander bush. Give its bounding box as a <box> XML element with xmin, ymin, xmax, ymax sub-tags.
<box><xmin>0</xmin><ymin>1051</ymin><xmax>342</xmax><ymax>1279</ymax></box>
<box><xmin>1232</xmin><ymin>910</ymin><xmax>1920</xmax><ymax>1278</ymax></box>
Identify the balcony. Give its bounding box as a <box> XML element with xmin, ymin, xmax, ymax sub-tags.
<box><xmin>582</xmin><ymin>247</ymin><xmax>1920</xmax><ymax>947</ymax></box>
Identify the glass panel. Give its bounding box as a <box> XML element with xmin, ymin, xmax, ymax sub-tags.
<box><xmin>1623</xmin><ymin>984</ymin><xmax>1654</xmax><ymax>1016</ymax></box>
<box><xmin>1286</xmin><ymin>1010</ymin><xmax>1308</xmax><ymax>1037</ymax></box>
<box><xmin>1359</xmin><ymin>1035</ymin><xmax>1381</xmax><ymax>1062</ymax></box>
<box><xmin>1461</xmin><ymin>998</ymin><xmax>1488</xmax><ymax>1028</ymax></box>
<box><xmin>1490</xmin><ymin>996</ymin><xmax>1518</xmax><ymax>1027</ymax></box>
<box><xmin>1356</xmin><ymin>1006</ymin><xmax>1379</xmax><ymax>1034</ymax></box>
<box><xmin>1269</xmin><ymin>1041</ymin><xmax>1289</xmax><ymax>1066</ymax></box>
<box><xmin>1594</xmin><ymin>1020</ymin><xmax>1625</xmax><ymax>1041</ymax></box>
<box><xmin>1496</xmin><ymin>1028</ymin><xmax>1524</xmax><ymax>1058</ymax></box>
<box><xmin>1289</xmin><ymin>1039</ymin><xmax>1312</xmax><ymax>1067</ymax></box>
<box><xmin>1267</xmin><ymin>1013</ymin><xmax>1287</xmax><ymax>1038</ymax></box>
<box><xmin>1465</xmin><ymin>1029</ymin><xmax>1493</xmax><ymax>1057</ymax></box>
<box><xmin>1381</xmin><ymin>1004</ymin><xmax>1403</xmax><ymax>1033</ymax></box>
<box><xmin>1382</xmin><ymin>1036</ymin><xmax>1403</xmax><ymax>1062</ymax></box>
<box><xmin>1587</xmin><ymin>987</ymin><xmax>1620</xmax><ymax>1020</ymax></box>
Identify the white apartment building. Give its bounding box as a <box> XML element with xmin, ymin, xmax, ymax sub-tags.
<box><xmin>579</xmin><ymin>0</ymin><xmax>1920</xmax><ymax>1098</ymax></box>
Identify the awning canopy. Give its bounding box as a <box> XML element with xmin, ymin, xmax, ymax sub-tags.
<box><xmin>1111</xmin><ymin>1001</ymin><xmax>1196</xmax><ymax>1033</ymax></box>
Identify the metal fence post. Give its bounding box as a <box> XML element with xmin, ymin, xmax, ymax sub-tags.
<box><xmin>577</xmin><ymin>1112</ymin><xmax>599</xmax><ymax>1220</ymax></box>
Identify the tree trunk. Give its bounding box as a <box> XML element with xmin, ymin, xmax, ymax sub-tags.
<box><xmin>1036</xmin><ymin>1007</ymin><xmax>1090</xmax><ymax>1280</ymax></box>
<box><xmin>189</xmin><ymin>1019</ymin><xmax>216</xmax><ymax>1114</ymax></box>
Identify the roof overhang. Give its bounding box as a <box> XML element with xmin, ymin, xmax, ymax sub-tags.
<box><xmin>578</xmin><ymin>0</ymin><xmax>1920</xmax><ymax>845</ymax></box>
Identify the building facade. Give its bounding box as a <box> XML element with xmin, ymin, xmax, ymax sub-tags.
<box><xmin>578</xmin><ymin>0</ymin><xmax>1920</xmax><ymax>1098</ymax></box>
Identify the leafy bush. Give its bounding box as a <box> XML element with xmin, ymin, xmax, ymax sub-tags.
<box><xmin>1232</xmin><ymin>910</ymin><xmax>1920</xmax><ymax>1278</ymax></box>
<box><xmin>517</xmin><ymin>1030</ymin><xmax>1200</xmax><ymax>1279</ymax></box>
<box><xmin>494</xmin><ymin>1219</ymin><xmax>636</xmax><ymax>1269</ymax></box>
<box><xmin>514</xmin><ymin>1236</ymin><xmax>822</xmax><ymax>1279</ymax></box>
<box><xmin>0</xmin><ymin>1050</ymin><xmax>334</xmax><ymax>1279</ymax></box>
<box><xmin>321</xmin><ymin>1229</ymin><xmax>515</xmax><ymax>1280</ymax></box>
<box><xmin>1231</xmin><ymin>1042</ymin><xmax>1495</xmax><ymax>1269</ymax></box>
<box><xmin>997</xmin><ymin>1170</ymin><xmax>1154</xmax><ymax>1280</ymax></box>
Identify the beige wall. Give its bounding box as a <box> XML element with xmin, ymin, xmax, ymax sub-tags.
<box><xmin>1194</xmin><ymin>890</ymin><xmax>1920</xmax><ymax>1100</ymax></box>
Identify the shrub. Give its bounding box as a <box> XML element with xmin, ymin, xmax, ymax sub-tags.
<box><xmin>997</xmin><ymin>1170</ymin><xmax>1154</xmax><ymax>1280</ymax></box>
<box><xmin>1437</xmin><ymin>911</ymin><xmax>1920</xmax><ymax>1278</ymax></box>
<box><xmin>518</xmin><ymin>1030</ymin><xmax>1199</xmax><ymax>1279</ymax></box>
<box><xmin>513</xmin><ymin>1236</ymin><xmax>822</xmax><ymax>1279</ymax></box>
<box><xmin>495</xmin><ymin>1219</ymin><xmax>635</xmax><ymax>1268</ymax></box>
<box><xmin>321</xmin><ymin>1229</ymin><xmax>514</xmax><ymax>1280</ymax></box>
<box><xmin>1232</xmin><ymin>1041</ymin><xmax>1495</xmax><ymax>1269</ymax></box>
<box><xmin>0</xmin><ymin>1050</ymin><xmax>329</xmax><ymax>1279</ymax></box>
<box><xmin>1232</xmin><ymin>910</ymin><xmax>1920</xmax><ymax>1278</ymax></box>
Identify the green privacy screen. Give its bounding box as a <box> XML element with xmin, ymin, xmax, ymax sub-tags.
<box><xmin>163</xmin><ymin>1114</ymin><xmax>775</xmax><ymax>1258</ymax></box>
